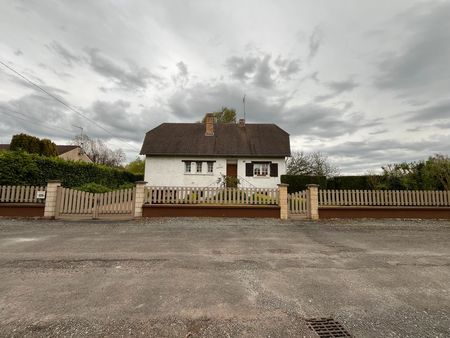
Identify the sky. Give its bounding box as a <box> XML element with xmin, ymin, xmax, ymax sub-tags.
<box><xmin>0</xmin><ymin>0</ymin><xmax>449</xmax><ymax>174</ymax></box>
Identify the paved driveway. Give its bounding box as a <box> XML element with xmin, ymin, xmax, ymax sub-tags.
<box><xmin>0</xmin><ymin>218</ymin><xmax>449</xmax><ymax>337</ymax></box>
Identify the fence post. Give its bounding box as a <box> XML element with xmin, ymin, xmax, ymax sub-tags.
<box><xmin>133</xmin><ymin>181</ymin><xmax>147</xmax><ymax>218</ymax></box>
<box><xmin>307</xmin><ymin>184</ymin><xmax>319</xmax><ymax>220</ymax></box>
<box><xmin>44</xmin><ymin>180</ymin><xmax>61</xmax><ymax>219</ymax></box>
<box><xmin>277</xmin><ymin>183</ymin><xmax>289</xmax><ymax>220</ymax></box>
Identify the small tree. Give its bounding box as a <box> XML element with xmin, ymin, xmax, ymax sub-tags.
<box><xmin>202</xmin><ymin>107</ymin><xmax>237</xmax><ymax>124</ymax></box>
<box><xmin>72</xmin><ymin>134</ymin><xmax>125</xmax><ymax>167</ymax></box>
<box><xmin>40</xmin><ymin>139</ymin><xmax>58</xmax><ymax>157</ymax></box>
<box><xmin>286</xmin><ymin>151</ymin><xmax>339</xmax><ymax>177</ymax></box>
<box><xmin>423</xmin><ymin>154</ymin><xmax>450</xmax><ymax>190</ymax></box>
<box><xmin>126</xmin><ymin>157</ymin><xmax>145</xmax><ymax>175</ymax></box>
<box><xmin>10</xmin><ymin>133</ymin><xmax>57</xmax><ymax>157</ymax></box>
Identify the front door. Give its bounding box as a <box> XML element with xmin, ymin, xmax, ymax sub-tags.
<box><xmin>226</xmin><ymin>163</ymin><xmax>238</xmax><ymax>187</ymax></box>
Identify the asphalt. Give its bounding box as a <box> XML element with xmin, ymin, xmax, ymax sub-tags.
<box><xmin>0</xmin><ymin>217</ymin><xmax>449</xmax><ymax>337</ymax></box>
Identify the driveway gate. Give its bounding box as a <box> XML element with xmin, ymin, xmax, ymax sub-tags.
<box><xmin>55</xmin><ymin>187</ymin><xmax>135</xmax><ymax>219</ymax></box>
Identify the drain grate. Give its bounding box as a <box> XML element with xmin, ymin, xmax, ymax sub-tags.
<box><xmin>306</xmin><ymin>318</ymin><xmax>352</xmax><ymax>338</ymax></box>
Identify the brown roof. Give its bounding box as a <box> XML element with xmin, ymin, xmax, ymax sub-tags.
<box><xmin>0</xmin><ymin>144</ymin><xmax>79</xmax><ymax>155</ymax></box>
<box><xmin>56</xmin><ymin>145</ymin><xmax>79</xmax><ymax>155</ymax></box>
<box><xmin>140</xmin><ymin>123</ymin><xmax>291</xmax><ymax>157</ymax></box>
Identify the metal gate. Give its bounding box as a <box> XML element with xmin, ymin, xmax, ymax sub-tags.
<box><xmin>55</xmin><ymin>187</ymin><xmax>135</xmax><ymax>219</ymax></box>
<box><xmin>288</xmin><ymin>190</ymin><xmax>309</xmax><ymax>218</ymax></box>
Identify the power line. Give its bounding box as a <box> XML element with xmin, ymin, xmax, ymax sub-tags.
<box><xmin>0</xmin><ymin>60</ymin><xmax>140</xmax><ymax>152</ymax></box>
<box><xmin>0</xmin><ymin>106</ymin><xmax>75</xmax><ymax>134</ymax></box>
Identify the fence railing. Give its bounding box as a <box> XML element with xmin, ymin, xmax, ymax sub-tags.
<box><xmin>319</xmin><ymin>189</ymin><xmax>450</xmax><ymax>207</ymax></box>
<box><xmin>288</xmin><ymin>191</ymin><xmax>308</xmax><ymax>214</ymax></box>
<box><xmin>0</xmin><ymin>185</ymin><xmax>46</xmax><ymax>203</ymax></box>
<box><xmin>144</xmin><ymin>186</ymin><xmax>279</xmax><ymax>205</ymax></box>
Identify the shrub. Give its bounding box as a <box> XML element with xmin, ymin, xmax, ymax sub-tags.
<box><xmin>0</xmin><ymin>151</ymin><xmax>143</xmax><ymax>188</ymax></box>
<box><xmin>75</xmin><ymin>183</ymin><xmax>111</xmax><ymax>193</ymax></box>
<box><xmin>326</xmin><ymin>176</ymin><xmax>373</xmax><ymax>190</ymax></box>
<box><xmin>281</xmin><ymin>175</ymin><xmax>327</xmax><ymax>193</ymax></box>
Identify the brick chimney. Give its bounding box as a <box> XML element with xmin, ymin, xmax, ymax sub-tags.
<box><xmin>205</xmin><ymin>113</ymin><xmax>214</xmax><ymax>136</ymax></box>
<box><xmin>239</xmin><ymin>118</ymin><xmax>245</xmax><ymax>127</ymax></box>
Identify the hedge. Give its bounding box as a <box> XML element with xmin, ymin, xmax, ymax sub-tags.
<box><xmin>326</xmin><ymin>176</ymin><xmax>373</xmax><ymax>190</ymax></box>
<box><xmin>281</xmin><ymin>175</ymin><xmax>327</xmax><ymax>193</ymax></box>
<box><xmin>0</xmin><ymin>151</ymin><xmax>143</xmax><ymax>188</ymax></box>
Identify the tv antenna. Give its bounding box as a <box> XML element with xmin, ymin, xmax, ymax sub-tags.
<box><xmin>243</xmin><ymin>94</ymin><xmax>246</xmax><ymax>120</ymax></box>
<box><xmin>72</xmin><ymin>125</ymin><xmax>84</xmax><ymax>153</ymax></box>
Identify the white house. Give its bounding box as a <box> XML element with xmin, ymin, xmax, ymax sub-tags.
<box><xmin>140</xmin><ymin>114</ymin><xmax>291</xmax><ymax>188</ymax></box>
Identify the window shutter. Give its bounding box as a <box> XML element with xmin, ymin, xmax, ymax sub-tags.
<box><xmin>270</xmin><ymin>163</ymin><xmax>278</xmax><ymax>177</ymax></box>
<box><xmin>245</xmin><ymin>163</ymin><xmax>253</xmax><ymax>177</ymax></box>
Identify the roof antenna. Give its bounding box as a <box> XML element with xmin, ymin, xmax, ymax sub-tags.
<box><xmin>72</xmin><ymin>125</ymin><xmax>84</xmax><ymax>154</ymax></box>
<box><xmin>242</xmin><ymin>94</ymin><xmax>246</xmax><ymax>121</ymax></box>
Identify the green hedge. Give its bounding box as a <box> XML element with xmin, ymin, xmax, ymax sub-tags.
<box><xmin>0</xmin><ymin>151</ymin><xmax>143</xmax><ymax>188</ymax></box>
<box><xmin>326</xmin><ymin>176</ymin><xmax>373</xmax><ymax>190</ymax></box>
<box><xmin>281</xmin><ymin>175</ymin><xmax>327</xmax><ymax>193</ymax></box>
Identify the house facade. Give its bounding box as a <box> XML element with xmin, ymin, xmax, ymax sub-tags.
<box><xmin>0</xmin><ymin>144</ymin><xmax>92</xmax><ymax>163</ymax></box>
<box><xmin>140</xmin><ymin>114</ymin><xmax>290</xmax><ymax>188</ymax></box>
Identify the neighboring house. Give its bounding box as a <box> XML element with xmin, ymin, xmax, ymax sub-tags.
<box><xmin>140</xmin><ymin>114</ymin><xmax>291</xmax><ymax>188</ymax></box>
<box><xmin>0</xmin><ymin>144</ymin><xmax>92</xmax><ymax>163</ymax></box>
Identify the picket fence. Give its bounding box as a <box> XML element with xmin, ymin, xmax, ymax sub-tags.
<box><xmin>144</xmin><ymin>186</ymin><xmax>279</xmax><ymax>205</ymax></box>
<box><xmin>0</xmin><ymin>185</ymin><xmax>46</xmax><ymax>203</ymax></box>
<box><xmin>319</xmin><ymin>189</ymin><xmax>450</xmax><ymax>207</ymax></box>
<box><xmin>288</xmin><ymin>191</ymin><xmax>308</xmax><ymax>214</ymax></box>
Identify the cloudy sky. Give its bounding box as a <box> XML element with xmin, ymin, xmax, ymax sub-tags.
<box><xmin>0</xmin><ymin>0</ymin><xmax>449</xmax><ymax>173</ymax></box>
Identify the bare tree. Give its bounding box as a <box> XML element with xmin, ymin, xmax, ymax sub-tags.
<box><xmin>286</xmin><ymin>151</ymin><xmax>339</xmax><ymax>177</ymax></box>
<box><xmin>73</xmin><ymin>135</ymin><xmax>125</xmax><ymax>167</ymax></box>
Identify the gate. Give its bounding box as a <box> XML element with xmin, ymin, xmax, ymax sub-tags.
<box><xmin>55</xmin><ymin>187</ymin><xmax>135</xmax><ymax>219</ymax></box>
<box><xmin>288</xmin><ymin>190</ymin><xmax>309</xmax><ymax>218</ymax></box>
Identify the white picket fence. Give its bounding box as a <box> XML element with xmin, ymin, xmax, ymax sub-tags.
<box><xmin>0</xmin><ymin>185</ymin><xmax>46</xmax><ymax>203</ymax></box>
<box><xmin>288</xmin><ymin>191</ymin><xmax>309</xmax><ymax>214</ymax></box>
<box><xmin>144</xmin><ymin>186</ymin><xmax>279</xmax><ymax>205</ymax></box>
<box><xmin>319</xmin><ymin>189</ymin><xmax>450</xmax><ymax>207</ymax></box>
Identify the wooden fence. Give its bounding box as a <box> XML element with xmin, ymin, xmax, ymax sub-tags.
<box><xmin>288</xmin><ymin>191</ymin><xmax>308</xmax><ymax>214</ymax></box>
<box><xmin>144</xmin><ymin>186</ymin><xmax>279</xmax><ymax>205</ymax></box>
<box><xmin>319</xmin><ymin>189</ymin><xmax>450</xmax><ymax>207</ymax></box>
<box><xmin>56</xmin><ymin>187</ymin><xmax>135</xmax><ymax>218</ymax></box>
<box><xmin>0</xmin><ymin>185</ymin><xmax>46</xmax><ymax>203</ymax></box>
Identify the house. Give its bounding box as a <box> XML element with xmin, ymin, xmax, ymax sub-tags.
<box><xmin>139</xmin><ymin>114</ymin><xmax>291</xmax><ymax>188</ymax></box>
<box><xmin>0</xmin><ymin>144</ymin><xmax>92</xmax><ymax>163</ymax></box>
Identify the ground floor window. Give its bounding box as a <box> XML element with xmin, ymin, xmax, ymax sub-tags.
<box><xmin>196</xmin><ymin>161</ymin><xmax>203</xmax><ymax>173</ymax></box>
<box><xmin>207</xmin><ymin>161</ymin><xmax>214</xmax><ymax>173</ymax></box>
<box><xmin>184</xmin><ymin>161</ymin><xmax>191</xmax><ymax>173</ymax></box>
<box><xmin>254</xmin><ymin>163</ymin><xmax>269</xmax><ymax>177</ymax></box>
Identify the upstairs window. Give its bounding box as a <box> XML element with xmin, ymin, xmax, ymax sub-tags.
<box><xmin>185</xmin><ymin>161</ymin><xmax>192</xmax><ymax>173</ymax></box>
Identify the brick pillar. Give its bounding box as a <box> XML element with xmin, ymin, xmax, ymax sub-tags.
<box><xmin>133</xmin><ymin>181</ymin><xmax>147</xmax><ymax>218</ymax></box>
<box><xmin>307</xmin><ymin>184</ymin><xmax>319</xmax><ymax>220</ymax></box>
<box><xmin>277</xmin><ymin>183</ymin><xmax>289</xmax><ymax>220</ymax></box>
<box><xmin>44</xmin><ymin>180</ymin><xmax>61</xmax><ymax>219</ymax></box>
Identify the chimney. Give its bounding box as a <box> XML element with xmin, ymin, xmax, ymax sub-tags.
<box><xmin>205</xmin><ymin>113</ymin><xmax>214</xmax><ymax>136</ymax></box>
<box><xmin>239</xmin><ymin>118</ymin><xmax>245</xmax><ymax>127</ymax></box>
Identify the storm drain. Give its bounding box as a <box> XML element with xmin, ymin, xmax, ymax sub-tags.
<box><xmin>306</xmin><ymin>318</ymin><xmax>352</xmax><ymax>337</ymax></box>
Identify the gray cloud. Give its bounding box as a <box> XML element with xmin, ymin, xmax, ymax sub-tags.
<box><xmin>46</xmin><ymin>41</ymin><xmax>81</xmax><ymax>66</ymax></box>
<box><xmin>308</xmin><ymin>26</ymin><xmax>323</xmax><ymax>62</ymax></box>
<box><xmin>253</xmin><ymin>55</ymin><xmax>275</xmax><ymax>88</ymax></box>
<box><xmin>86</xmin><ymin>49</ymin><xmax>160</xmax><ymax>91</ymax></box>
<box><xmin>14</xmin><ymin>49</ymin><xmax>23</xmax><ymax>56</ymax></box>
<box><xmin>402</xmin><ymin>100</ymin><xmax>450</xmax><ymax>122</ymax></box>
<box><xmin>275</xmin><ymin>56</ymin><xmax>301</xmax><ymax>79</ymax></box>
<box><xmin>172</xmin><ymin>61</ymin><xmax>189</xmax><ymax>86</ymax></box>
<box><xmin>226</xmin><ymin>56</ymin><xmax>258</xmax><ymax>80</ymax></box>
<box><xmin>315</xmin><ymin>79</ymin><xmax>358</xmax><ymax>102</ymax></box>
<box><xmin>374</xmin><ymin>2</ymin><xmax>450</xmax><ymax>98</ymax></box>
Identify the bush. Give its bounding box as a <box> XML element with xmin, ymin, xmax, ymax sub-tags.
<box><xmin>75</xmin><ymin>183</ymin><xmax>111</xmax><ymax>193</ymax></box>
<box><xmin>281</xmin><ymin>175</ymin><xmax>327</xmax><ymax>193</ymax></box>
<box><xmin>326</xmin><ymin>176</ymin><xmax>373</xmax><ymax>190</ymax></box>
<box><xmin>0</xmin><ymin>151</ymin><xmax>143</xmax><ymax>188</ymax></box>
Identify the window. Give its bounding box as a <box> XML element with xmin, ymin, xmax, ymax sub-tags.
<box><xmin>196</xmin><ymin>161</ymin><xmax>202</xmax><ymax>173</ymax></box>
<box><xmin>185</xmin><ymin>161</ymin><xmax>192</xmax><ymax>173</ymax></box>
<box><xmin>253</xmin><ymin>163</ymin><xmax>269</xmax><ymax>177</ymax></box>
<box><xmin>207</xmin><ymin>162</ymin><xmax>214</xmax><ymax>173</ymax></box>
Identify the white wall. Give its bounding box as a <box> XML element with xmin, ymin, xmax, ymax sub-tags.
<box><xmin>144</xmin><ymin>156</ymin><xmax>286</xmax><ymax>188</ymax></box>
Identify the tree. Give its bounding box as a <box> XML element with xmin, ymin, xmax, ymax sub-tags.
<box><xmin>72</xmin><ymin>134</ymin><xmax>125</xmax><ymax>167</ymax></box>
<box><xmin>202</xmin><ymin>107</ymin><xmax>237</xmax><ymax>123</ymax></box>
<box><xmin>286</xmin><ymin>151</ymin><xmax>339</xmax><ymax>177</ymax></box>
<box><xmin>9</xmin><ymin>133</ymin><xmax>57</xmax><ymax>157</ymax></box>
<box><xmin>422</xmin><ymin>154</ymin><xmax>450</xmax><ymax>190</ymax></box>
<box><xmin>126</xmin><ymin>157</ymin><xmax>145</xmax><ymax>175</ymax></box>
